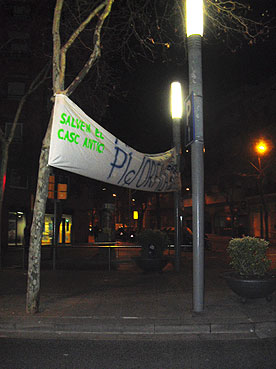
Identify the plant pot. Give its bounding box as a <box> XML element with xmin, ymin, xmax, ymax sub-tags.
<box><xmin>224</xmin><ymin>272</ymin><xmax>276</xmax><ymax>302</ymax></box>
<box><xmin>133</xmin><ymin>256</ymin><xmax>170</xmax><ymax>273</ymax></box>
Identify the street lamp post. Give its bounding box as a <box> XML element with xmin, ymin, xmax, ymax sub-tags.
<box><xmin>250</xmin><ymin>140</ymin><xmax>269</xmax><ymax>239</ymax></box>
<box><xmin>186</xmin><ymin>0</ymin><xmax>204</xmax><ymax>312</ymax></box>
<box><xmin>170</xmin><ymin>81</ymin><xmax>183</xmax><ymax>272</ymax></box>
<box><xmin>255</xmin><ymin>141</ymin><xmax>268</xmax><ymax>173</ymax></box>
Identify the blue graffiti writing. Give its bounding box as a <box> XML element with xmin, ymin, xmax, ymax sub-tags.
<box><xmin>108</xmin><ymin>140</ymin><xmax>177</xmax><ymax>191</ymax></box>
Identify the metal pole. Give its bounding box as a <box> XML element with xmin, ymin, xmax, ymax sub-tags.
<box><xmin>188</xmin><ymin>34</ymin><xmax>204</xmax><ymax>312</ymax></box>
<box><xmin>53</xmin><ymin>198</ymin><xmax>57</xmax><ymax>270</ymax></box>
<box><xmin>108</xmin><ymin>246</ymin><xmax>111</xmax><ymax>272</ymax></box>
<box><xmin>173</xmin><ymin>118</ymin><xmax>181</xmax><ymax>272</ymax></box>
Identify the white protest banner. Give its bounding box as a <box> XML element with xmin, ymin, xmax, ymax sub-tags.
<box><xmin>48</xmin><ymin>94</ymin><xmax>180</xmax><ymax>192</ymax></box>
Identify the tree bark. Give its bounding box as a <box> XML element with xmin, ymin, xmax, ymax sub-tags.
<box><xmin>26</xmin><ymin>113</ymin><xmax>53</xmax><ymax>313</ymax></box>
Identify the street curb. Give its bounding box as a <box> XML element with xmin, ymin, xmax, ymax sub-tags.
<box><xmin>0</xmin><ymin>318</ymin><xmax>276</xmax><ymax>337</ymax></box>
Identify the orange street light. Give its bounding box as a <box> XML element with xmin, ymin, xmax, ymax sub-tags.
<box><xmin>252</xmin><ymin>139</ymin><xmax>271</xmax><ymax>172</ymax></box>
<box><xmin>255</xmin><ymin>140</ymin><xmax>268</xmax><ymax>156</ymax></box>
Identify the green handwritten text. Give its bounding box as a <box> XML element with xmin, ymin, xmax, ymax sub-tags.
<box><xmin>58</xmin><ymin>129</ymin><xmax>79</xmax><ymax>144</ymax></box>
<box><xmin>60</xmin><ymin>113</ymin><xmax>91</xmax><ymax>133</ymax></box>
<box><xmin>83</xmin><ymin>137</ymin><xmax>104</xmax><ymax>153</ymax></box>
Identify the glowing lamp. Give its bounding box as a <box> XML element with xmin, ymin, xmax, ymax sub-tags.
<box><xmin>186</xmin><ymin>0</ymin><xmax>204</xmax><ymax>37</ymax></box>
<box><xmin>170</xmin><ymin>82</ymin><xmax>183</xmax><ymax>119</ymax></box>
<box><xmin>255</xmin><ymin>141</ymin><xmax>268</xmax><ymax>155</ymax></box>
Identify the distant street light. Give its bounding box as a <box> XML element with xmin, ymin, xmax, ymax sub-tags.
<box><xmin>170</xmin><ymin>81</ymin><xmax>183</xmax><ymax>272</ymax></box>
<box><xmin>186</xmin><ymin>0</ymin><xmax>204</xmax><ymax>312</ymax></box>
<box><xmin>256</xmin><ymin>140</ymin><xmax>268</xmax><ymax>155</ymax></box>
<box><xmin>255</xmin><ymin>140</ymin><xmax>268</xmax><ymax>169</ymax></box>
<box><xmin>250</xmin><ymin>139</ymin><xmax>270</xmax><ymax>174</ymax></box>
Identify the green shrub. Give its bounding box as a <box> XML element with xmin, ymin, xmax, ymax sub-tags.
<box><xmin>136</xmin><ymin>229</ymin><xmax>169</xmax><ymax>258</ymax></box>
<box><xmin>227</xmin><ymin>237</ymin><xmax>271</xmax><ymax>277</ymax></box>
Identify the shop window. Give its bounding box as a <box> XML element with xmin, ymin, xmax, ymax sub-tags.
<box><xmin>8</xmin><ymin>211</ymin><xmax>26</xmax><ymax>246</ymax></box>
<box><xmin>42</xmin><ymin>214</ymin><xmax>72</xmax><ymax>245</ymax></box>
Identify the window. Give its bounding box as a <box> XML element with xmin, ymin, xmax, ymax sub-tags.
<box><xmin>56</xmin><ymin>175</ymin><xmax>70</xmax><ymax>192</ymax></box>
<box><xmin>12</xmin><ymin>5</ymin><xmax>31</xmax><ymax>18</ymax></box>
<box><xmin>5</xmin><ymin>122</ymin><xmax>23</xmax><ymax>142</ymax></box>
<box><xmin>10</xmin><ymin>40</ymin><xmax>29</xmax><ymax>54</ymax></box>
<box><xmin>9</xmin><ymin>169</ymin><xmax>28</xmax><ymax>189</ymax></box>
<box><xmin>8</xmin><ymin>211</ymin><xmax>26</xmax><ymax>246</ymax></box>
<box><xmin>7</xmin><ymin>31</ymin><xmax>30</xmax><ymax>56</ymax></box>
<box><xmin>8</xmin><ymin>82</ymin><xmax>25</xmax><ymax>99</ymax></box>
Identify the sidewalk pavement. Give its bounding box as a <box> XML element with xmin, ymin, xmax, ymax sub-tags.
<box><xmin>0</xmin><ymin>251</ymin><xmax>275</xmax><ymax>339</ymax></box>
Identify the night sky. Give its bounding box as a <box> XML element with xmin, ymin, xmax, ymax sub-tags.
<box><xmin>107</xmin><ymin>2</ymin><xmax>276</xmax><ymax>158</ymax></box>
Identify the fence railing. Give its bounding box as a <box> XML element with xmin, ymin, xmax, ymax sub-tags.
<box><xmin>8</xmin><ymin>243</ymin><xmax>143</xmax><ymax>271</ymax></box>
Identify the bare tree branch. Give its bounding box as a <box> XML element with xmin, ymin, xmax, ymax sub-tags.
<box><xmin>52</xmin><ymin>0</ymin><xmax>64</xmax><ymax>92</ymax></box>
<box><xmin>63</xmin><ymin>0</ymin><xmax>114</xmax><ymax>97</ymax></box>
<box><xmin>204</xmin><ymin>0</ymin><xmax>274</xmax><ymax>48</ymax></box>
<box><xmin>59</xmin><ymin>1</ymin><xmax>108</xmax><ymax>86</ymax></box>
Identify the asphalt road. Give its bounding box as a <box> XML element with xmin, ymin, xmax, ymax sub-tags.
<box><xmin>0</xmin><ymin>336</ymin><xmax>275</xmax><ymax>369</ymax></box>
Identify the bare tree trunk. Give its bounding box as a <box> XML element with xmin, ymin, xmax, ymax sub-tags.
<box><xmin>0</xmin><ymin>142</ymin><xmax>8</xmax><ymax>206</ymax></box>
<box><xmin>0</xmin><ymin>64</ymin><xmax>49</xmax><ymax>268</ymax></box>
<box><xmin>0</xmin><ymin>142</ymin><xmax>9</xmax><ymax>267</ymax></box>
<box><xmin>26</xmin><ymin>0</ymin><xmax>114</xmax><ymax>314</ymax></box>
<box><xmin>0</xmin><ymin>95</ymin><xmax>27</xmax><ymax>267</ymax></box>
<box><xmin>26</xmin><ymin>113</ymin><xmax>53</xmax><ymax>313</ymax></box>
